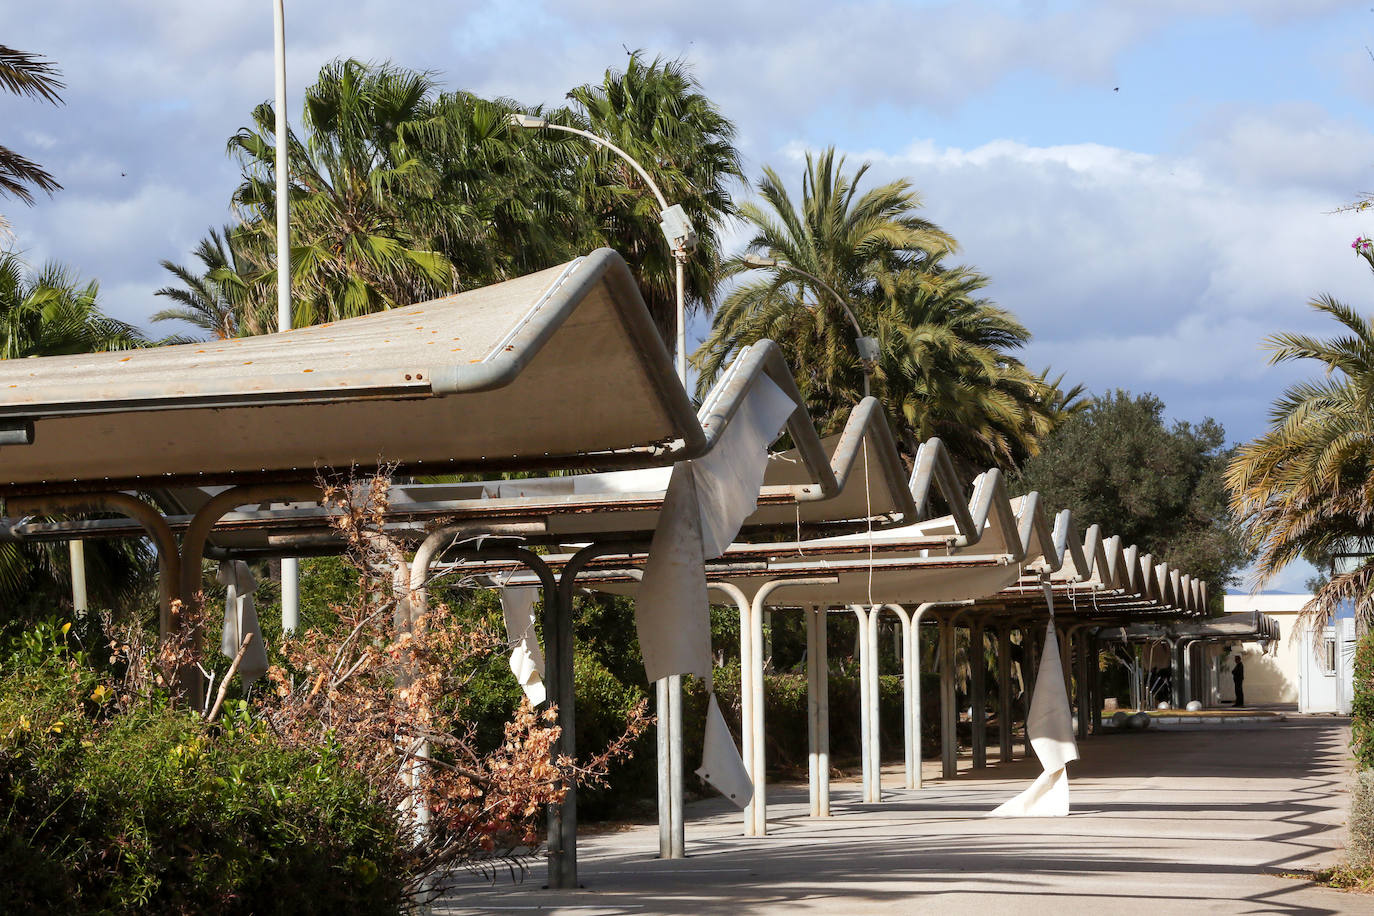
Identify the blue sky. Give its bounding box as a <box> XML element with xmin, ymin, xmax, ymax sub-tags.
<box><xmin>6</xmin><ymin>0</ymin><xmax>1374</xmax><ymax>592</ymax></box>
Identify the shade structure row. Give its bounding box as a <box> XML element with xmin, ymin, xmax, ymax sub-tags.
<box><xmin>0</xmin><ymin>249</ymin><xmax>1219</xmax><ymax>885</ymax></box>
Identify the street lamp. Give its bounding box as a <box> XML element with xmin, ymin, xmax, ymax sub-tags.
<box><xmin>508</xmin><ymin>113</ymin><xmax>697</xmax><ymax>382</ymax></box>
<box><xmin>741</xmin><ymin>254</ymin><xmax>877</xmax><ymax>398</ymax></box>
<box><xmin>511</xmin><ymin>111</ymin><xmax>695</xmax><ymax>860</ymax></box>
<box><xmin>272</xmin><ymin>0</ymin><xmax>299</xmax><ymax>634</ymax></box>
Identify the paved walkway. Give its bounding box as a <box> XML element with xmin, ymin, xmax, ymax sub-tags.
<box><xmin>440</xmin><ymin>717</ymin><xmax>1371</xmax><ymax>915</ymax></box>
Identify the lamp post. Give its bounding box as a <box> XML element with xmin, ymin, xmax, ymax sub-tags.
<box><xmin>273</xmin><ymin>0</ymin><xmax>299</xmax><ymax>634</ymax></box>
<box><xmin>509</xmin><ymin>112</ymin><xmax>693</xmax><ymax>860</ymax></box>
<box><xmin>508</xmin><ymin>114</ymin><xmax>697</xmax><ymax>380</ymax></box>
<box><xmin>741</xmin><ymin>254</ymin><xmax>877</xmax><ymax>398</ymax></box>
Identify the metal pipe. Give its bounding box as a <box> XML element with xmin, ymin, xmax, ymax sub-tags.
<box><xmin>853</xmin><ymin>605</ymin><xmax>873</xmax><ymax>803</ymax></box>
<box><xmin>9</xmin><ymin>493</ymin><xmax>179</xmax><ymax>640</ymax></box>
<box><xmin>745</xmin><ymin>577</ymin><xmax>837</xmax><ymax>836</ymax></box>
<box><xmin>272</xmin><ymin>0</ymin><xmax>300</xmax><ymax>643</ymax></box>
<box><xmin>997</xmin><ymin>623</ymin><xmax>1013</xmax><ymax>761</ymax></box>
<box><xmin>970</xmin><ymin>616</ymin><xmax>987</xmax><ymax>769</ymax></box>
<box><xmin>939</xmin><ymin>615</ymin><xmax>957</xmax><ymax>780</ymax></box>
<box><xmin>891</xmin><ymin>605</ymin><xmax>915</xmax><ymax>789</ymax></box>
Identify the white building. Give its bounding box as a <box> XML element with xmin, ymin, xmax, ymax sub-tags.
<box><xmin>1221</xmin><ymin>593</ymin><xmax>1354</xmax><ymax>713</ymax></box>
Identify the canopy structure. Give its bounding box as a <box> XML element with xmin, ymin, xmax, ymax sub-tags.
<box><xmin>0</xmin><ymin>249</ymin><xmax>703</xmax><ymax>496</ymax></box>
<box><xmin>0</xmin><ymin>244</ymin><xmax>1221</xmax><ymax>885</ymax></box>
<box><xmin>443</xmin><ymin>439</ymin><xmax>1214</xmax><ymax>840</ymax></box>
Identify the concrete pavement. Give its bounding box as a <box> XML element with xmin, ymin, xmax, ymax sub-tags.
<box><xmin>439</xmin><ymin>717</ymin><xmax>1371</xmax><ymax>915</ymax></box>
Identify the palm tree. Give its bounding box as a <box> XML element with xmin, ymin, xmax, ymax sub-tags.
<box><xmin>697</xmin><ymin>149</ymin><xmax>951</xmax><ymax>413</ymax></box>
<box><xmin>0</xmin><ymin>252</ymin><xmax>143</xmax><ymax>358</ymax></box>
<box><xmin>1227</xmin><ymin>243</ymin><xmax>1374</xmax><ymax>624</ymax></box>
<box><xmin>0</xmin><ymin>45</ymin><xmax>63</xmax><ymax>207</ymax></box>
<box><xmin>229</xmin><ymin>59</ymin><xmax>456</xmax><ymax>328</ymax></box>
<box><xmin>0</xmin><ymin>251</ymin><xmax>151</xmax><ymax>615</ymax></box>
<box><xmin>152</xmin><ymin>226</ymin><xmax>253</xmax><ymax>341</ymax></box>
<box><xmin>702</xmin><ymin>149</ymin><xmax>1061</xmax><ymax>467</ymax></box>
<box><xmin>563</xmin><ymin>52</ymin><xmax>744</xmax><ymax>351</ymax></box>
<box><xmin>875</xmin><ymin>261</ymin><xmax>1054</xmax><ymax>470</ymax></box>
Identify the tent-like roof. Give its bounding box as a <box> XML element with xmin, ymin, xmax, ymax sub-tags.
<box><xmin>2</xmin><ymin>347</ymin><xmax>916</xmax><ymax>551</ymax></box>
<box><xmin>0</xmin><ymin>249</ymin><xmax>701</xmax><ymax>495</ymax></box>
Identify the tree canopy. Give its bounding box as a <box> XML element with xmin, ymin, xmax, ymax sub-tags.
<box><xmin>1015</xmin><ymin>390</ymin><xmax>1250</xmax><ymax>610</ymax></box>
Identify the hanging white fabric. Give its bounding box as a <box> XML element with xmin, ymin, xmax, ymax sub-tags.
<box><xmin>633</xmin><ymin>373</ymin><xmax>796</xmax><ymax>682</ymax></box>
<box><xmin>217</xmin><ymin>560</ymin><xmax>269</xmax><ymax>687</ymax></box>
<box><xmin>691</xmin><ymin>373</ymin><xmax>797</xmax><ymax>558</ymax></box>
<box><xmin>989</xmin><ymin>581</ymin><xmax>1079</xmax><ymax>817</ymax></box>
<box><xmin>499</xmin><ymin>586</ymin><xmax>547</xmax><ymax>706</ymax></box>
<box><xmin>634</xmin><ymin>463</ymin><xmax>712</xmax><ymax>683</ymax></box>
<box><xmin>632</xmin><ymin>371</ymin><xmax>795</xmax><ymax>806</ymax></box>
<box><xmin>695</xmin><ymin>692</ymin><xmax>754</xmax><ymax>808</ymax></box>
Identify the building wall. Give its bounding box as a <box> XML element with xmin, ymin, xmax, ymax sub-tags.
<box><xmin>1221</xmin><ymin>594</ymin><xmax>1309</xmax><ymax>706</ymax></box>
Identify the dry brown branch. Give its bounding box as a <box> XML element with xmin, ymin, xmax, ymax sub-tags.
<box><xmin>205</xmin><ymin>632</ymin><xmax>254</xmax><ymax>722</ymax></box>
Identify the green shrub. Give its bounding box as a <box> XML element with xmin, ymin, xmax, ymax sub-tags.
<box><xmin>0</xmin><ymin>623</ymin><xmax>408</xmax><ymax>915</ymax></box>
<box><xmin>1353</xmin><ymin>634</ymin><xmax>1374</xmax><ymax>770</ymax></box>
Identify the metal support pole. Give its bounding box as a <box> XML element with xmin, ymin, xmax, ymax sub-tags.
<box><xmin>1023</xmin><ymin>623</ymin><xmax>1039</xmax><ymax>756</ymax></box>
<box><xmin>892</xmin><ymin>606</ymin><xmax>916</xmax><ymax>789</ymax></box>
<box><xmin>970</xmin><ymin>617</ymin><xmax>987</xmax><ymax>769</ymax></box>
<box><xmin>805</xmin><ymin>605</ymin><xmax>831</xmax><ymax>816</ymax></box>
<box><xmin>1075</xmin><ymin>629</ymin><xmax>1090</xmax><ymax>740</ymax></box>
<box><xmin>939</xmin><ymin>616</ymin><xmax>958</xmax><ymax>780</ymax></box>
<box><xmin>867</xmin><ymin>604</ymin><xmax>882</xmax><ymax>802</ymax></box>
<box><xmin>852</xmin><ymin>605</ymin><xmax>874</xmax><ymax>803</ymax></box>
<box><xmin>997</xmin><ymin>624</ymin><xmax>1013</xmax><ymax>762</ymax></box>
<box><xmin>668</xmin><ymin>673</ymin><xmax>683</xmax><ymax>858</ymax></box>
<box><xmin>744</xmin><ymin>578</ymin><xmax>835</xmax><ymax>836</ymax></box>
<box><xmin>655</xmin><ymin>678</ymin><xmax>671</xmax><ymax>856</ymax></box>
<box><xmin>1090</xmin><ymin>632</ymin><xmax>1103</xmax><ymax>734</ymax></box>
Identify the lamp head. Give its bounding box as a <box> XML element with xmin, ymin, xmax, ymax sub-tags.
<box><xmin>742</xmin><ymin>254</ymin><xmax>778</xmax><ymax>268</ymax></box>
<box><xmin>509</xmin><ymin>113</ymin><xmax>549</xmax><ymax>130</ymax></box>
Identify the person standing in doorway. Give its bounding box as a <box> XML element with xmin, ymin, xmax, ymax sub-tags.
<box><xmin>1232</xmin><ymin>655</ymin><xmax>1245</xmax><ymax>707</ymax></box>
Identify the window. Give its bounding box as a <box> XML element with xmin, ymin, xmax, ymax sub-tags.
<box><xmin>1322</xmin><ymin>637</ymin><xmax>1337</xmax><ymax>676</ymax></box>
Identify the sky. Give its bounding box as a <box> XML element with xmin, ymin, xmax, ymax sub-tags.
<box><xmin>7</xmin><ymin>0</ymin><xmax>1374</xmax><ymax>592</ymax></box>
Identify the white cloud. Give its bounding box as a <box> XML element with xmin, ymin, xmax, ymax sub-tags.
<box><xmin>802</xmin><ymin>104</ymin><xmax>1374</xmax><ymax>440</ymax></box>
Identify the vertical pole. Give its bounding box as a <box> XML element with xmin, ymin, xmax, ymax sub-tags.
<box><xmin>997</xmin><ymin>624</ymin><xmax>1013</xmax><ymax>762</ymax></box>
<box><xmin>1089</xmin><ymin>632</ymin><xmax>1103</xmax><ymax>733</ymax></box>
<box><xmin>69</xmin><ymin>540</ymin><xmax>88</xmax><ymax>614</ymax></box>
<box><xmin>853</xmin><ymin>606</ymin><xmax>873</xmax><ymax>803</ymax></box>
<box><xmin>739</xmin><ymin>595</ymin><xmax>755</xmax><ymax>837</ymax></box>
<box><xmin>1075</xmin><ymin>630</ymin><xmax>1090</xmax><ymax>740</ymax></box>
<box><xmin>911</xmin><ymin>610</ymin><xmax>926</xmax><ymax>789</ymax></box>
<box><xmin>750</xmin><ymin>591</ymin><xmax>767</xmax><ymax>836</ymax></box>
<box><xmin>940</xmin><ymin>616</ymin><xmax>957</xmax><ymax>780</ymax></box>
<box><xmin>674</xmin><ymin>257</ymin><xmax>686</xmax><ymax>381</ymax></box>
<box><xmin>656</xmin><ymin>679</ymin><xmax>671</xmax><ymax>856</ymax></box>
<box><xmin>895</xmin><ymin>607</ymin><xmax>915</xmax><ymax>789</ymax></box>
<box><xmin>970</xmin><ymin>617</ymin><xmax>987</xmax><ymax>769</ymax></box>
<box><xmin>868</xmin><ymin>605</ymin><xmax>882</xmax><ymax>803</ymax></box>
<box><xmin>807</xmin><ymin>606</ymin><xmax>820</xmax><ymax>816</ymax></box>
<box><xmin>1023</xmin><ymin>624</ymin><xmax>1039</xmax><ymax>756</ymax></box>
<box><xmin>273</xmin><ymin>0</ymin><xmax>299</xmax><ymax>639</ymax></box>
<box><xmin>668</xmin><ymin>673</ymin><xmax>684</xmax><ymax>858</ymax></box>
<box><xmin>817</xmin><ymin>606</ymin><xmax>831</xmax><ymax>816</ymax></box>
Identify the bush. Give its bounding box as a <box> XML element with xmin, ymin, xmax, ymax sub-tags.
<box><xmin>0</xmin><ymin>622</ymin><xmax>408</xmax><ymax>915</ymax></box>
<box><xmin>1350</xmin><ymin>769</ymin><xmax>1374</xmax><ymax>869</ymax></box>
<box><xmin>1352</xmin><ymin>634</ymin><xmax>1374</xmax><ymax>771</ymax></box>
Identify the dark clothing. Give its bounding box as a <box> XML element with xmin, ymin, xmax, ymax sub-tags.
<box><xmin>1233</xmin><ymin>661</ymin><xmax>1245</xmax><ymax>707</ymax></box>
